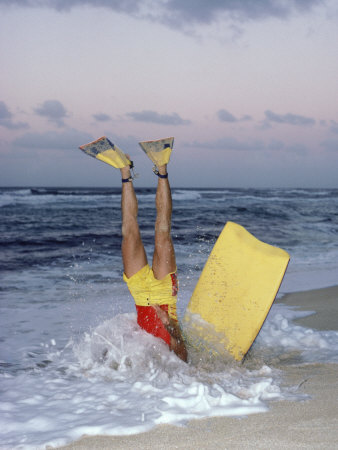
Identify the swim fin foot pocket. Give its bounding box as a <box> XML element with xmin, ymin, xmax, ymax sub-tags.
<box><xmin>122</xmin><ymin>160</ymin><xmax>135</xmax><ymax>183</ymax></box>
<box><xmin>138</xmin><ymin>137</ymin><xmax>174</xmax><ymax>169</ymax></box>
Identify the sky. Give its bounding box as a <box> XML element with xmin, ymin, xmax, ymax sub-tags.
<box><xmin>0</xmin><ymin>0</ymin><xmax>338</xmax><ymax>188</ymax></box>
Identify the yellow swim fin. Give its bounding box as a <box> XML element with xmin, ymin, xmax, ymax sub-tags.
<box><xmin>79</xmin><ymin>136</ymin><xmax>130</xmax><ymax>169</ymax></box>
<box><xmin>138</xmin><ymin>137</ymin><xmax>174</xmax><ymax>167</ymax></box>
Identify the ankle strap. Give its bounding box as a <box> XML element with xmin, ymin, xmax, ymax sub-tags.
<box><xmin>153</xmin><ymin>167</ymin><xmax>168</xmax><ymax>178</ymax></box>
<box><xmin>122</xmin><ymin>160</ymin><xmax>136</xmax><ymax>183</ymax></box>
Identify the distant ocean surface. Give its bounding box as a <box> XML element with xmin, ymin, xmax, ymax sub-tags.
<box><xmin>1</xmin><ymin>187</ymin><xmax>338</xmax><ymax>448</ymax></box>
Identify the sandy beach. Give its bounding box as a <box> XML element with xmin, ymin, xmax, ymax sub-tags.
<box><xmin>55</xmin><ymin>286</ymin><xmax>338</xmax><ymax>450</ymax></box>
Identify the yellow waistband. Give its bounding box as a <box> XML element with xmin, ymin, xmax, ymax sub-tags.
<box><xmin>123</xmin><ymin>265</ymin><xmax>178</xmax><ymax>307</ymax></box>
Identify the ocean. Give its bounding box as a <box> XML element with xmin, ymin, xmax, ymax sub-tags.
<box><xmin>1</xmin><ymin>187</ymin><xmax>338</xmax><ymax>448</ymax></box>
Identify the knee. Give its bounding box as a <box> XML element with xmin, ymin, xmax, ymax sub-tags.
<box><xmin>122</xmin><ymin>221</ymin><xmax>139</xmax><ymax>240</ymax></box>
<box><xmin>155</xmin><ymin>230</ymin><xmax>172</xmax><ymax>248</ymax></box>
<box><xmin>156</xmin><ymin>222</ymin><xmax>171</xmax><ymax>234</ymax></box>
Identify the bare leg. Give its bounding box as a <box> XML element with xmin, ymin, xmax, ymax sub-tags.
<box><xmin>121</xmin><ymin>164</ymin><xmax>147</xmax><ymax>278</ymax></box>
<box><xmin>153</xmin><ymin>305</ymin><xmax>188</xmax><ymax>362</ymax></box>
<box><xmin>152</xmin><ymin>165</ymin><xmax>187</xmax><ymax>362</ymax></box>
<box><xmin>152</xmin><ymin>165</ymin><xmax>176</xmax><ymax>280</ymax></box>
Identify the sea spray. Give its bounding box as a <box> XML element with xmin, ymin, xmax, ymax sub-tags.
<box><xmin>2</xmin><ymin>187</ymin><xmax>338</xmax><ymax>448</ymax></box>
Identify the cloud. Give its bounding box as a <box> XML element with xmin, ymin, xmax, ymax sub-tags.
<box><xmin>186</xmin><ymin>136</ymin><xmax>308</xmax><ymax>154</ymax></box>
<box><xmin>0</xmin><ymin>100</ymin><xmax>29</xmax><ymax>130</ymax></box>
<box><xmin>164</xmin><ymin>0</ymin><xmax>323</xmax><ymax>25</ymax></box>
<box><xmin>12</xmin><ymin>128</ymin><xmax>93</xmax><ymax>150</ymax></box>
<box><xmin>217</xmin><ymin>109</ymin><xmax>252</xmax><ymax>123</ymax></box>
<box><xmin>93</xmin><ymin>113</ymin><xmax>112</xmax><ymax>122</ymax></box>
<box><xmin>217</xmin><ymin>109</ymin><xmax>237</xmax><ymax>122</ymax></box>
<box><xmin>329</xmin><ymin>120</ymin><xmax>338</xmax><ymax>134</ymax></box>
<box><xmin>285</xmin><ymin>143</ymin><xmax>307</xmax><ymax>155</ymax></box>
<box><xmin>321</xmin><ymin>139</ymin><xmax>338</xmax><ymax>152</ymax></box>
<box><xmin>264</xmin><ymin>110</ymin><xmax>316</xmax><ymax>126</ymax></box>
<box><xmin>0</xmin><ymin>0</ymin><xmax>324</xmax><ymax>29</ymax></box>
<box><xmin>0</xmin><ymin>0</ymin><xmax>141</xmax><ymax>14</ymax></box>
<box><xmin>268</xmin><ymin>139</ymin><xmax>285</xmax><ymax>151</ymax></box>
<box><xmin>127</xmin><ymin>110</ymin><xmax>191</xmax><ymax>125</ymax></box>
<box><xmin>0</xmin><ymin>101</ymin><xmax>11</xmax><ymax>120</ymax></box>
<box><xmin>34</xmin><ymin>100</ymin><xmax>69</xmax><ymax>127</ymax></box>
<box><xmin>187</xmin><ymin>136</ymin><xmax>264</xmax><ymax>152</ymax></box>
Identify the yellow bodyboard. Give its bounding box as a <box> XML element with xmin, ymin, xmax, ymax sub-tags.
<box><xmin>184</xmin><ymin>222</ymin><xmax>290</xmax><ymax>361</ymax></box>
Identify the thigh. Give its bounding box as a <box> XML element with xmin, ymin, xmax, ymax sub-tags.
<box><xmin>122</xmin><ymin>230</ymin><xmax>148</xmax><ymax>278</ymax></box>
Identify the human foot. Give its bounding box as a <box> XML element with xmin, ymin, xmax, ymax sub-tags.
<box><xmin>153</xmin><ymin>164</ymin><xmax>168</xmax><ymax>178</ymax></box>
<box><xmin>120</xmin><ymin>154</ymin><xmax>134</xmax><ymax>182</ymax></box>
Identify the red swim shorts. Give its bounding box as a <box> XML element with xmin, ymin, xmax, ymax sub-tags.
<box><xmin>135</xmin><ymin>304</ymin><xmax>177</xmax><ymax>347</ymax></box>
<box><xmin>123</xmin><ymin>265</ymin><xmax>179</xmax><ymax>346</ymax></box>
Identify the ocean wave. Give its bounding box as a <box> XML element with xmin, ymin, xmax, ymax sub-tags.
<box><xmin>0</xmin><ymin>189</ymin><xmax>31</xmax><ymax>207</ymax></box>
<box><xmin>0</xmin><ymin>193</ymin><xmax>121</xmax><ymax>208</ymax></box>
<box><xmin>30</xmin><ymin>188</ymin><xmax>121</xmax><ymax>196</ymax></box>
<box><xmin>172</xmin><ymin>190</ymin><xmax>202</xmax><ymax>201</ymax></box>
<box><xmin>281</xmin><ymin>188</ymin><xmax>337</xmax><ymax>197</ymax></box>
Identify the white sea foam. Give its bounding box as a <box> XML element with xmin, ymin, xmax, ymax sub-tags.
<box><xmin>172</xmin><ymin>190</ymin><xmax>201</xmax><ymax>201</ymax></box>
<box><xmin>134</xmin><ymin>192</ymin><xmax>156</xmax><ymax>201</ymax></box>
<box><xmin>2</xmin><ymin>301</ymin><xmax>338</xmax><ymax>449</ymax></box>
<box><xmin>257</xmin><ymin>304</ymin><xmax>338</xmax><ymax>363</ymax></box>
<box><xmin>0</xmin><ymin>189</ymin><xmax>121</xmax><ymax>208</ymax></box>
<box><xmin>0</xmin><ymin>193</ymin><xmax>14</xmax><ymax>207</ymax></box>
<box><xmin>284</xmin><ymin>189</ymin><xmax>333</xmax><ymax>196</ymax></box>
<box><xmin>0</xmin><ymin>189</ymin><xmax>30</xmax><ymax>207</ymax></box>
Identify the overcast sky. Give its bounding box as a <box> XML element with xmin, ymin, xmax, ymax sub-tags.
<box><xmin>1</xmin><ymin>0</ymin><xmax>338</xmax><ymax>188</ymax></box>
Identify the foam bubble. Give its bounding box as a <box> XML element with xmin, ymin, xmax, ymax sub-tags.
<box><xmin>0</xmin><ymin>312</ymin><xmax>299</xmax><ymax>449</ymax></box>
<box><xmin>255</xmin><ymin>304</ymin><xmax>338</xmax><ymax>363</ymax></box>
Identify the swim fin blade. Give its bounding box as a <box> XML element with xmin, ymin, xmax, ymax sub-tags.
<box><xmin>138</xmin><ymin>137</ymin><xmax>174</xmax><ymax>167</ymax></box>
<box><xmin>79</xmin><ymin>136</ymin><xmax>130</xmax><ymax>169</ymax></box>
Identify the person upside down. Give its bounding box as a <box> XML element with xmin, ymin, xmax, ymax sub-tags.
<box><xmin>79</xmin><ymin>136</ymin><xmax>188</xmax><ymax>362</ymax></box>
<box><xmin>121</xmin><ymin>142</ymin><xmax>187</xmax><ymax>362</ymax></box>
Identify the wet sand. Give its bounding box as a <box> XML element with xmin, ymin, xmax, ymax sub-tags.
<box><xmin>278</xmin><ymin>285</ymin><xmax>338</xmax><ymax>331</ymax></box>
<box><xmin>55</xmin><ymin>286</ymin><xmax>338</xmax><ymax>450</ymax></box>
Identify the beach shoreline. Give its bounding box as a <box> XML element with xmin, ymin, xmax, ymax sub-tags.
<box><xmin>277</xmin><ymin>285</ymin><xmax>338</xmax><ymax>331</ymax></box>
<box><xmin>53</xmin><ymin>285</ymin><xmax>338</xmax><ymax>449</ymax></box>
